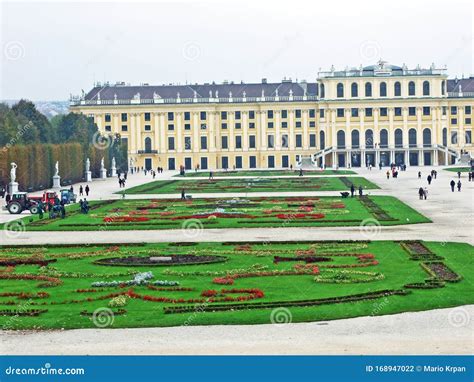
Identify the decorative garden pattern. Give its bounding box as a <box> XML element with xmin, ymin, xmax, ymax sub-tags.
<box><xmin>173</xmin><ymin>169</ymin><xmax>356</xmax><ymax>178</ymax></box>
<box><xmin>0</xmin><ymin>240</ymin><xmax>472</xmax><ymax>329</ymax></box>
<box><xmin>4</xmin><ymin>195</ymin><xmax>430</xmax><ymax>231</ymax></box>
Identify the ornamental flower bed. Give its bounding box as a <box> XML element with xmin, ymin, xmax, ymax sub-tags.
<box><xmin>0</xmin><ymin>258</ymin><xmax>56</xmax><ymax>267</ymax></box>
<box><xmin>103</xmin><ymin>216</ymin><xmax>150</xmax><ymax>223</ymax></box>
<box><xmin>314</xmin><ymin>270</ymin><xmax>385</xmax><ymax>283</ymax></box>
<box><xmin>0</xmin><ymin>273</ymin><xmax>62</xmax><ymax>287</ymax></box>
<box><xmin>0</xmin><ymin>292</ymin><xmax>49</xmax><ymax>299</ymax></box>
<box><xmin>275</xmin><ymin>213</ymin><xmax>325</xmax><ymax>220</ymax></box>
<box><xmin>0</xmin><ymin>309</ymin><xmax>48</xmax><ymax>317</ymax></box>
<box><xmin>420</xmin><ymin>262</ymin><xmax>461</xmax><ymax>282</ymax></box>
<box><xmin>273</xmin><ymin>256</ymin><xmax>331</xmax><ymax>264</ymax></box>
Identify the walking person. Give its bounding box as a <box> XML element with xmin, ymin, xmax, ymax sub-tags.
<box><xmin>358</xmin><ymin>185</ymin><xmax>363</xmax><ymax>196</ymax></box>
<box><xmin>79</xmin><ymin>185</ymin><xmax>83</xmax><ymax>196</ymax></box>
<box><xmin>469</xmin><ymin>172</ymin><xmax>472</xmax><ymax>182</ymax></box>
<box><xmin>386</xmin><ymin>170</ymin><xmax>390</xmax><ymax>179</ymax></box>
<box><xmin>181</xmin><ymin>188</ymin><xmax>186</xmax><ymax>200</ymax></box>
<box><xmin>423</xmin><ymin>187</ymin><xmax>428</xmax><ymax>200</ymax></box>
<box><xmin>450</xmin><ymin>179</ymin><xmax>456</xmax><ymax>192</ymax></box>
<box><xmin>418</xmin><ymin>171</ymin><xmax>422</xmax><ymax>179</ymax></box>
<box><xmin>85</xmin><ymin>184</ymin><xmax>90</xmax><ymax>196</ymax></box>
<box><xmin>457</xmin><ymin>171</ymin><xmax>461</xmax><ymax>179</ymax></box>
<box><xmin>427</xmin><ymin>174</ymin><xmax>432</xmax><ymax>185</ymax></box>
<box><xmin>350</xmin><ymin>184</ymin><xmax>355</xmax><ymax>197</ymax></box>
<box><xmin>418</xmin><ymin>187</ymin><xmax>424</xmax><ymax>200</ymax></box>
<box><xmin>457</xmin><ymin>180</ymin><xmax>462</xmax><ymax>192</ymax></box>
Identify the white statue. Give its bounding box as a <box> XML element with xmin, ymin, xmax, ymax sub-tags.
<box><xmin>112</xmin><ymin>157</ymin><xmax>116</xmax><ymax>168</ymax></box>
<box><xmin>10</xmin><ymin>162</ymin><xmax>17</xmax><ymax>183</ymax></box>
<box><xmin>85</xmin><ymin>158</ymin><xmax>90</xmax><ymax>172</ymax></box>
<box><xmin>54</xmin><ymin>161</ymin><xmax>59</xmax><ymax>176</ymax></box>
<box><xmin>100</xmin><ymin>157</ymin><xmax>105</xmax><ymax>169</ymax></box>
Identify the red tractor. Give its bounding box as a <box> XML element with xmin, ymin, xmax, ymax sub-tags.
<box><xmin>6</xmin><ymin>191</ymin><xmax>58</xmax><ymax>214</ymax></box>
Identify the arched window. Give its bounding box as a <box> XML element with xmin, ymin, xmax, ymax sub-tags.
<box><xmin>365</xmin><ymin>129</ymin><xmax>374</xmax><ymax>148</ymax></box>
<box><xmin>394</xmin><ymin>82</ymin><xmax>401</xmax><ymax>97</ymax></box>
<box><xmin>144</xmin><ymin>137</ymin><xmax>152</xmax><ymax>152</ymax></box>
<box><xmin>380</xmin><ymin>129</ymin><xmax>388</xmax><ymax>148</ymax></box>
<box><xmin>441</xmin><ymin>80</ymin><xmax>446</xmax><ymax>96</ymax></box>
<box><xmin>319</xmin><ymin>131</ymin><xmax>325</xmax><ymax>149</ymax></box>
<box><xmin>351</xmin><ymin>130</ymin><xmax>360</xmax><ymax>148</ymax></box>
<box><xmin>423</xmin><ymin>81</ymin><xmax>430</xmax><ymax>96</ymax></box>
<box><xmin>423</xmin><ymin>128</ymin><xmax>431</xmax><ymax>147</ymax></box>
<box><xmin>408</xmin><ymin>81</ymin><xmax>416</xmax><ymax>96</ymax></box>
<box><xmin>320</xmin><ymin>84</ymin><xmax>325</xmax><ymax>99</ymax></box>
<box><xmin>409</xmin><ymin>128</ymin><xmax>417</xmax><ymax>147</ymax></box>
<box><xmin>442</xmin><ymin>128</ymin><xmax>447</xmax><ymax>146</ymax></box>
<box><xmin>380</xmin><ymin>82</ymin><xmax>387</xmax><ymax>97</ymax></box>
<box><xmin>337</xmin><ymin>130</ymin><xmax>346</xmax><ymax>149</ymax></box>
<box><xmin>394</xmin><ymin>129</ymin><xmax>403</xmax><ymax>148</ymax></box>
<box><xmin>337</xmin><ymin>83</ymin><xmax>344</xmax><ymax>98</ymax></box>
<box><xmin>365</xmin><ymin>82</ymin><xmax>372</xmax><ymax>97</ymax></box>
<box><xmin>351</xmin><ymin>83</ymin><xmax>358</xmax><ymax>97</ymax></box>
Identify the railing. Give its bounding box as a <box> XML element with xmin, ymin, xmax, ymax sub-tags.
<box><xmin>137</xmin><ymin>150</ymin><xmax>158</xmax><ymax>154</ymax></box>
<box><xmin>448</xmin><ymin>92</ymin><xmax>474</xmax><ymax>98</ymax></box>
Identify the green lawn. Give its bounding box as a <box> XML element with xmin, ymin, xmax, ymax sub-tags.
<box><xmin>121</xmin><ymin>176</ymin><xmax>379</xmax><ymax>195</ymax></box>
<box><xmin>443</xmin><ymin>167</ymin><xmax>471</xmax><ymax>173</ymax></box>
<box><xmin>174</xmin><ymin>169</ymin><xmax>356</xmax><ymax>177</ymax></box>
<box><xmin>0</xmin><ymin>240</ymin><xmax>472</xmax><ymax>329</ymax></box>
<box><xmin>4</xmin><ymin>195</ymin><xmax>430</xmax><ymax>231</ymax></box>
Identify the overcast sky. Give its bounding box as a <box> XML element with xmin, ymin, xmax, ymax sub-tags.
<box><xmin>1</xmin><ymin>0</ymin><xmax>473</xmax><ymax>101</ymax></box>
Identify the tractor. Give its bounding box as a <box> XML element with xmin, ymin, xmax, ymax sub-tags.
<box><xmin>6</xmin><ymin>192</ymin><xmax>40</xmax><ymax>214</ymax></box>
<box><xmin>60</xmin><ymin>188</ymin><xmax>77</xmax><ymax>204</ymax></box>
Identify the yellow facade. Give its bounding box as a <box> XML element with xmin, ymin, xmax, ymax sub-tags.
<box><xmin>70</xmin><ymin>62</ymin><xmax>473</xmax><ymax>170</ymax></box>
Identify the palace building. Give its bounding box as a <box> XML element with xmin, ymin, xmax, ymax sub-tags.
<box><xmin>70</xmin><ymin>61</ymin><xmax>474</xmax><ymax>170</ymax></box>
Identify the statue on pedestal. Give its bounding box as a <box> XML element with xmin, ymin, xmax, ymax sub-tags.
<box><xmin>10</xmin><ymin>162</ymin><xmax>17</xmax><ymax>183</ymax></box>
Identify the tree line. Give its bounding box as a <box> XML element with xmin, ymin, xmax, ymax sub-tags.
<box><xmin>0</xmin><ymin>100</ymin><xmax>127</xmax><ymax>191</ymax></box>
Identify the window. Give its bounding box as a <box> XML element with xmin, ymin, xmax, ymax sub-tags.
<box><xmin>423</xmin><ymin>107</ymin><xmax>431</xmax><ymax>116</ymax></box>
<box><xmin>235</xmin><ymin>156</ymin><xmax>242</xmax><ymax>169</ymax></box>
<box><xmin>365</xmin><ymin>129</ymin><xmax>374</xmax><ymax>148</ymax></box>
<box><xmin>281</xmin><ymin>121</ymin><xmax>288</xmax><ymax>128</ymax></box>
<box><xmin>441</xmin><ymin>80</ymin><xmax>446</xmax><ymax>96</ymax></box>
<box><xmin>144</xmin><ymin>137</ymin><xmax>152</xmax><ymax>152</ymax></box>
<box><xmin>465</xmin><ymin>130</ymin><xmax>472</xmax><ymax>144</ymax></box>
<box><xmin>235</xmin><ymin>136</ymin><xmax>242</xmax><ymax>149</ymax></box>
<box><xmin>351</xmin><ymin>108</ymin><xmax>359</xmax><ymax>118</ymax></box>
<box><xmin>409</xmin><ymin>107</ymin><xmax>416</xmax><ymax>116</ymax></box>
<box><xmin>249</xmin><ymin>135</ymin><xmax>256</xmax><ymax>148</ymax></box>
<box><xmin>144</xmin><ymin>124</ymin><xmax>151</xmax><ymax>131</ymax></box>
<box><xmin>282</xmin><ymin>134</ymin><xmax>288</xmax><ymax>148</ymax></box>
<box><xmin>379</xmin><ymin>82</ymin><xmax>387</xmax><ymax>97</ymax></box>
<box><xmin>221</xmin><ymin>111</ymin><xmax>227</xmax><ymax>120</ymax></box>
<box><xmin>105</xmin><ymin>114</ymin><xmax>111</xmax><ymax>122</ymax></box>
<box><xmin>451</xmin><ymin>118</ymin><xmax>457</xmax><ymax>125</ymax></box>
<box><xmin>309</xmin><ymin>109</ymin><xmax>315</xmax><ymax>118</ymax></box>
<box><xmin>337</xmin><ymin>83</ymin><xmax>344</xmax><ymax>98</ymax></box>
<box><xmin>281</xmin><ymin>110</ymin><xmax>288</xmax><ymax>119</ymax></box>
<box><xmin>423</xmin><ymin>81</ymin><xmax>430</xmax><ymax>96</ymax></box>
<box><xmin>184</xmin><ymin>136</ymin><xmax>192</xmax><ymax>150</ymax></box>
<box><xmin>235</xmin><ymin>111</ymin><xmax>241</xmax><ymax>120</ymax></box>
<box><xmin>221</xmin><ymin>136</ymin><xmax>228</xmax><ymax>149</ymax></box>
<box><xmin>105</xmin><ymin>125</ymin><xmax>111</xmax><ymax>132</ymax></box>
<box><xmin>442</xmin><ymin>128</ymin><xmax>448</xmax><ymax>146</ymax></box>
<box><xmin>442</xmin><ymin>106</ymin><xmax>447</xmax><ymax>115</ymax></box>
<box><xmin>351</xmin><ymin>130</ymin><xmax>360</xmax><ymax>148</ymax></box>
<box><xmin>121</xmin><ymin>125</ymin><xmax>128</xmax><ymax>132</ymax></box>
<box><xmin>337</xmin><ymin>108</ymin><xmax>344</xmax><ymax>118</ymax></box>
<box><xmin>200</xmin><ymin>111</ymin><xmax>207</xmax><ymax>120</ymax></box>
<box><xmin>309</xmin><ymin>134</ymin><xmax>316</xmax><ymax>148</ymax></box>
<box><xmin>295</xmin><ymin>121</ymin><xmax>302</xmax><ymax>128</ymax></box>
<box><xmin>184</xmin><ymin>123</ymin><xmax>191</xmax><ymax>130</ymax></box>
<box><xmin>320</xmin><ymin>84</ymin><xmax>325</xmax><ymax>98</ymax></box>
<box><xmin>168</xmin><ymin>124</ymin><xmax>174</xmax><ymax>131</ymax></box>
<box><xmin>320</xmin><ymin>131</ymin><xmax>325</xmax><ymax>149</ymax></box>
<box><xmin>249</xmin><ymin>111</ymin><xmax>255</xmax><ymax>119</ymax></box>
<box><xmin>167</xmin><ymin>112</ymin><xmax>174</xmax><ymax>121</ymax></box>
<box><xmin>221</xmin><ymin>123</ymin><xmax>228</xmax><ymax>130</ymax></box>
<box><xmin>466</xmin><ymin>118</ymin><xmax>472</xmax><ymax>125</ymax></box>
<box><xmin>336</xmin><ymin>130</ymin><xmax>345</xmax><ymax>149</ymax></box>
<box><xmin>268</xmin><ymin>122</ymin><xmax>274</xmax><ymax>129</ymax></box>
<box><xmin>144</xmin><ymin>112</ymin><xmax>151</xmax><ymax>121</ymax></box>
<box><xmin>408</xmin><ymin>81</ymin><xmax>416</xmax><ymax>96</ymax></box>
<box><xmin>249</xmin><ymin>155</ymin><xmax>257</xmax><ymax>168</ymax></box>
<box><xmin>394</xmin><ymin>129</ymin><xmax>403</xmax><ymax>148</ymax></box>
<box><xmin>451</xmin><ymin>130</ymin><xmax>458</xmax><ymax>144</ymax></box>
<box><xmin>408</xmin><ymin>128</ymin><xmax>417</xmax><ymax>147</ymax></box>
<box><xmin>235</xmin><ymin>122</ymin><xmax>242</xmax><ymax>129</ymax></box>
<box><xmin>168</xmin><ymin>158</ymin><xmax>175</xmax><ymax>170</ymax></box>
<box><xmin>249</xmin><ymin>122</ymin><xmax>255</xmax><ymax>129</ymax></box>
<box><xmin>295</xmin><ymin>109</ymin><xmax>302</xmax><ymax>118</ymax></box>
<box><xmin>319</xmin><ymin>109</ymin><xmax>325</xmax><ymax>118</ymax></box>
<box><xmin>423</xmin><ymin>128</ymin><xmax>431</xmax><ymax>147</ymax></box>
<box><xmin>295</xmin><ymin>134</ymin><xmax>302</xmax><ymax>148</ymax></box>
<box><xmin>365</xmin><ymin>82</ymin><xmax>372</xmax><ymax>97</ymax></box>
<box><xmin>200</xmin><ymin>136</ymin><xmax>208</xmax><ymax>150</ymax></box>
<box><xmin>309</xmin><ymin>121</ymin><xmax>316</xmax><ymax>128</ymax></box>
<box><xmin>451</xmin><ymin>106</ymin><xmax>457</xmax><ymax>115</ymax></box>
<box><xmin>121</xmin><ymin>113</ymin><xmax>127</xmax><ymax>122</ymax></box>
<box><xmin>394</xmin><ymin>82</ymin><xmax>401</xmax><ymax>97</ymax></box>
<box><xmin>380</xmin><ymin>108</ymin><xmax>388</xmax><ymax>117</ymax></box>
<box><xmin>380</xmin><ymin>129</ymin><xmax>388</xmax><ymax>148</ymax></box>
<box><xmin>465</xmin><ymin>106</ymin><xmax>472</xmax><ymax>115</ymax></box>
<box><xmin>365</xmin><ymin>108</ymin><xmax>373</xmax><ymax>117</ymax></box>
<box><xmin>267</xmin><ymin>134</ymin><xmax>274</xmax><ymax>148</ymax></box>
<box><xmin>394</xmin><ymin>107</ymin><xmax>402</xmax><ymax>117</ymax></box>
<box><xmin>184</xmin><ymin>112</ymin><xmax>191</xmax><ymax>121</ymax></box>
<box><xmin>168</xmin><ymin>137</ymin><xmax>175</xmax><ymax>150</ymax></box>
<box><xmin>351</xmin><ymin>83</ymin><xmax>358</xmax><ymax>97</ymax></box>
<box><xmin>267</xmin><ymin>110</ymin><xmax>274</xmax><ymax>119</ymax></box>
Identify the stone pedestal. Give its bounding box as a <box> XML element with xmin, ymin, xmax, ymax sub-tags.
<box><xmin>111</xmin><ymin>166</ymin><xmax>117</xmax><ymax>177</ymax></box>
<box><xmin>100</xmin><ymin>168</ymin><xmax>107</xmax><ymax>180</ymax></box>
<box><xmin>85</xmin><ymin>171</ymin><xmax>92</xmax><ymax>182</ymax></box>
<box><xmin>52</xmin><ymin>175</ymin><xmax>61</xmax><ymax>189</ymax></box>
<box><xmin>8</xmin><ymin>182</ymin><xmax>18</xmax><ymax>195</ymax></box>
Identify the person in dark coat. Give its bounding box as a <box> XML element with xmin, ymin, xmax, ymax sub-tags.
<box><xmin>358</xmin><ymin>186</ymin><xmax>363</xmax><ymax>196</ymax></box>
<box><xmin>79</xmin><ymin>185</ymin><xmax>83</xmax><ymax>196</ymax></box>
<box><xmin>85</xmin><ymin>185</ymin><xmax>90</xmax><ymax>196</ymax></box>
<box><xmin>427</xmin><ymin>175</ymin><xmax>432</xmax><ymax>185</ymax></box>
<box><xmin>457</xmin><ymin>171</ymin><xmax>461</xmax><ymax>179</ymax></box>
<box><xmin>457</xmin><ymin>180</ymin><xmax>462</xmax><ymax>192</ymax></box>
<box><xmin>418</xmin><ymin>187</ymin><xmax>424</xmax><ymax>200</ymax></box>
<box><xmin>418</xmin><ymin>171</ymin><xmax>422</xmax><ymax>179</ymax></box>
<box><xmin>181</xmin><ymin>189</ymin><xmax>186</xmax><ymax>200</ymax></box>
<box><xmin>450</xmin><ymin>179</ymin><xmax>456</xmax><ymax>192</ymax></box>
<box><xmin>350</xmin><ymin>184</ymin><xmax>355</xmax><ymax>197</ymax></box>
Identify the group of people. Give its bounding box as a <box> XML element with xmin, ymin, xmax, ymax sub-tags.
<box><xmin>350</xmin><ymin>184</ymin><xmax>364</xmax><ymax>197</ymax></box>
<box><xmin>78</xmin><ymin>184</ymin><xmax>90</xmax><ymax>197</ymax></box>
<box><xmin>79</xmin><ymin>199</ymin><xmax>90</xmax><ymax>214</ymax></box>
